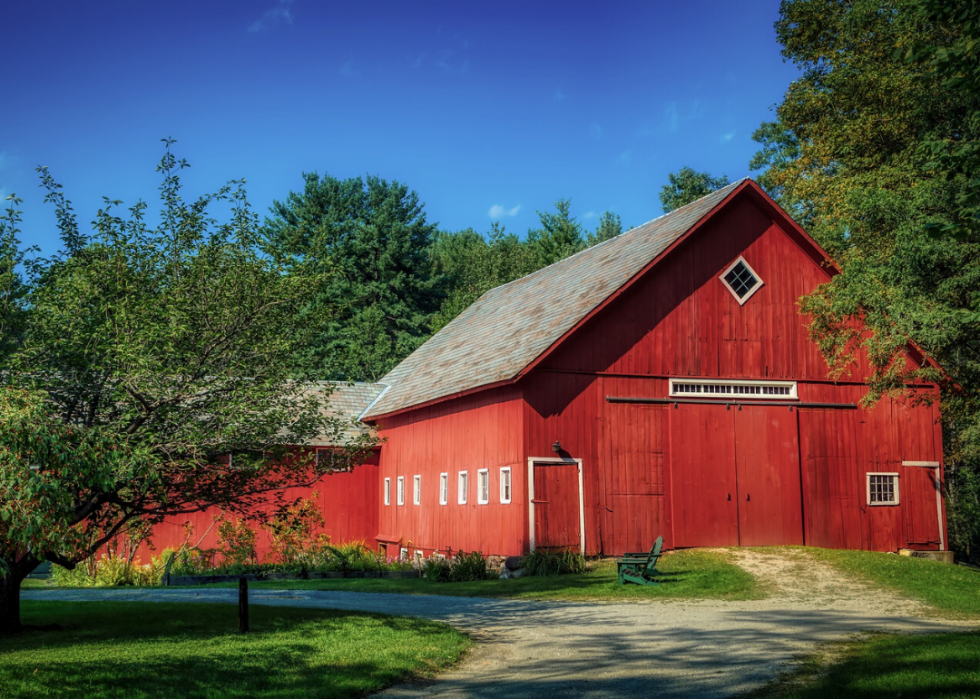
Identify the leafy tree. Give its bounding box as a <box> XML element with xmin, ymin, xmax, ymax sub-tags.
<box><xmin>658</xmin><ymin>167</ymin><xmax>730</xmax><ymax>213</ymax></box>
<box><xmin>754</xmin><ymin>0</ymin><xmax>980</xmax><ymax>558</ymax></box>
<box><xmin>0</xmin><ymin>143</ymin><xmax>370</xmax><ymax>634</ymax></box>
<box><xmin>264</xmin><ymin>173</ymin><xmax>443</xmax><ymax>382</ymax></box>
<box><xmin>586</xmin><ymin>211</ymin><xmax>623</xmax><ymax>247</ymax></box>
<box><xmin>430</xmin><ymin>222</ymin><xmax>538</xmax><ymax>331</ymax></box>
<box><xmin>748</xmin><ymin>120</ymin><xmax>803</xmax><ymax>214</ymax></box>
<box><xmin>527</xmin><ymin>199</ymin><xmax>585</xmax><ymax>267</ymax></box>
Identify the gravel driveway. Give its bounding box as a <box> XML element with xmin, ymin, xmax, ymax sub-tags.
<box><xmin>23</xmin><ymin>549</ymin><xmax>975</xmax><ymax>698</ymax></box>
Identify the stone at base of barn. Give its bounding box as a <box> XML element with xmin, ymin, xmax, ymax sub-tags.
<box><xmin>899</xmin><ymin>549</ymin><xmax>955</xmax><ymax>565</ymax></box>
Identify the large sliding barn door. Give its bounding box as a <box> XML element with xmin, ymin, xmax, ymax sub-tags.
<box><xmin>734</xmin><ymin>407</ymin><xmax>804</xmax><ymax>546</ymax></box>
<box><xmin>669</xmin><ymin>404</ymin><xmax>739</xmax><ymax>547</ymax></box>
<box><xmin>669</xmin><ymin>403</ymin><xmax>804</xmax><ymax>547</ymax></box>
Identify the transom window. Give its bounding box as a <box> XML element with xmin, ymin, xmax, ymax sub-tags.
<box><xmin>669</xmin><ymin>378</ymin><xmax>798</xmax><ymax>400</ymax></box>
<box><xmin>867</xmin><ymin>473</ymin><xmax>899</xmax><ymax>506</ymax></box>
<box><xmin>720</xmin><ymin>256</ymin><xmax>763</xmax><ymax>304</ymax></box>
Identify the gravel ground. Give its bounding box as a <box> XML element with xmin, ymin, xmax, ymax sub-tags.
<box><xmin>23</xmin><ymin>550</ymin><xmax>976</xmax><ymax>698</ymax></box>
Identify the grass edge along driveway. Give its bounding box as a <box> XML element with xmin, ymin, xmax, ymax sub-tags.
<box><xmin>1</xmin><ymin>601</ymin><xmax>470</xmax><ymax>699</ymax></box>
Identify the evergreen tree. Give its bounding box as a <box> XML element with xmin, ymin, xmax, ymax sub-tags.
<box><xmin>265</xmin><ymin>173</ymin><xmax>443</xmax><ymax>382</ymax></box>
<box><xmin>528</xmin><ymin>199</ymin><xmax>585</xmax><ymax>267</ymax></box>
<box><xmin>659</xmin><ymin>167</ymin><xmax>729</xmax><ymax>213</ymax></box>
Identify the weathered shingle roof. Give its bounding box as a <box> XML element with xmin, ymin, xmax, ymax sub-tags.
<box><xmin>363</xmin><ymin>180</ymin><xmax>746</xmax><ymax>419</ymax></box>
<box><xmin>307</xmin><ymin>381</ymin><xmax>386</xmax><ymax>445</ymax></box>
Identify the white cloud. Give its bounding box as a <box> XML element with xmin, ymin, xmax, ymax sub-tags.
<box><xmin>249</xmin><ymin>0</ymin><xmax>294</xmax><ymax>33</ymax></box>
<box><xmin>662</xmin><ymin>100</ymin><xmax>704</xmax><ymax>133</ymax></box>
<box><xmin>489</xmin><ymin>204</ymin><xmax>521</xmax><ymax>219</ymax></box>
<box><xmin>582</xmin><ymin>211</ymin><xmax>597</xmax><ymax>220</ymax></box>
<box><xmin>720</xmin><ymin>131</ymin><xmax>736</xmax><ymax>143</ymax></box>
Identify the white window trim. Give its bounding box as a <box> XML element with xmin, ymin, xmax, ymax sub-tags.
<box><xmin>500</xmin><ymin>467</ymin><xmax>512</xmax><ymax>504</ymax></box>
<box><xmin>383</xmin><ymin>478</ymin><xmax>391</xmax><ymax>506</ymax></box>
<box><xmin>397</xmin><ymin>476</ymin><xmax>405</xmax><ymax>506</ymax></box>
<box><xmin>720</xmin><ymin>255</ymin><xmax>764</xmax><ymax>305</ymax></box>
<box><xmin>669</xmin><ymin>378</ymin><xmax>798</xmax><ymax>400</ymax></box>
<box><xmin>867</xmin><ymin>472</ymin><xmax>900</xmax><ymax>506</ymax></box>
<box><xmin>477</xmin><ymin>469</ymin><xmax>490</xmax><ymax>505</ymax></box>
<box><xmin>458</xmin><ymin>471</ymin><xmax>468</xmax><ymax>505</ymax></box>
<box><xmin>439</xmin><ymin>472</ymin><xmax>448</xmax><ymax>505</ymax></box>
<box><xmin>413</xmin><ymin>475</ymin><xmax>421</xmax><ymax>505</ymax></box>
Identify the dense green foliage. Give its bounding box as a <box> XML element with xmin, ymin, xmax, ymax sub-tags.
<box><xmin>748</xmin><ymin>631</ymin><xmax>980</xmax><ymax>698</ymax></box>
<box><xmin>264</xmin><ymin>173</ymin><xmax>444</xmax><ymax>382</ymax></box>
<box><xmin>753</xmin><ymin>0</ymin><xmax>980</xmax><ymax>559</ymax></box>
<box><xmin>421</xmin><ymin>550</ymin><xmax>495</xmax><ymax>583</ymax></box>
<box><xmin>519</xmin><ymin>548</ymin><xmax>587</xmax><ymax>576</ymax></box>
<box><xmin>658</xmin><ymin>166</ymin><xmax>730</xmax><ymax>212</ymax></box>
<box><xmin>3</xmin><ymin>602</ymin><xmax>469</xmax><ymax>698</ymax></box>
<box><xmin>0</xmin><ymin>143</ymin><xmax>371</xmax><ymax>633</ymax></box>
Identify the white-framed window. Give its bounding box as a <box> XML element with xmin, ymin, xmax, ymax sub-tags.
<box><xmin>397</xmin><ymin>476</ymin><xmax>405</xmax><ymax>506</ymax></box>
<box><xmin>867</xmin><ymin>472</ymin><xmax>900</xmax><ymax>506</ymax></box>
<box><xmin>720</xmin><ymin>255</ymin><xmax>763</xmax><ymax>304</ymax></box>
<box><xmin>383</xmin><ymin>478</ymin><xmax>391</xmax><ymax>506</ymax></box>
<box><xmin>439</xmin><ymin>472</ymin><xmax>448</xmax><ymax>505</ymax></box>
<box><xmin>413</xmin><ymin>475</ymin><xmax>421</xmax><ymax>505</ymax></box>
<box><xmin>669</xmin><ymin>378</ymin><xmax>798</xmax><ymax>400</ymax></box>
<box><xmin>500</xmin><ymin>467</ymin><xmax>512</xmax><ymax>504</ymax></box>
<box><xmin>478</xmin><ymin>469</ymin><xmax>490</xmax><ymax>505</ymax></box>
<box><xmin>458</xmin><ymin>471</ymin><xmax>468</xmax><ymax>505</ymax></box>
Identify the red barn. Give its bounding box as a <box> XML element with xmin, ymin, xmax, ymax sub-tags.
<box><xmin>361</xmin><ymin>179</ymin><xmax>947</xmax><ymax>557</ymax></box>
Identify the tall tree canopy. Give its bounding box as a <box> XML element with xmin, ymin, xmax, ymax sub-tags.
<box><xmin>754</xmin><ymin>0</ymin><xmax>980</xmax><ymax>557</ymax></box>
<box><xmin>527</xmin><ymin>199</ymin><xmax>586</xmax><ymax>267</ymax></box>
<box><xmin>264</xmin><ymin>173</ymin><xmax>443</xmax><ymax>382</ymax></box>
<box><xmin>659</xmin><ymin>167</ymin><xmax>730</xmax><ymax>213</ymax></box>
<box><xmin>586</xmin><ymin>211</ymin><xmax>624</xmax><ymax>247</ymax></box>
<box><xmin>0</xmin><ymin>143</ymin><xmax>367</xmax><ymax>634</ymax></box>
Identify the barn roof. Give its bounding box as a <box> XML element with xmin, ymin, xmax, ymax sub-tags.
<box><xmin>363</xmin><ymin>179</ymin><xmax>747</xmax><ymax>420</ymax></box>
<box><xmin>307</xmin><ymin>381</ymin><xmax>386</xmax><ymax>445</ymax></box>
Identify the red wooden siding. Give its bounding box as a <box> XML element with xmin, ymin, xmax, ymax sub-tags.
<box><xmin>142</xmin><ymin>454</ymin><xmax>380</xmax><ymax>561</ymax></box>
<box><xmin>374</xmin><ymin>386</ymin><xmax>525</xmax><ymax>556</ymax></box>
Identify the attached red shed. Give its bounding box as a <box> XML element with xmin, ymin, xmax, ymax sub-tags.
<box><xmin>363</xmin><ymin>180</ymin><xmax>947</xmax><ymax>557</ymax></box>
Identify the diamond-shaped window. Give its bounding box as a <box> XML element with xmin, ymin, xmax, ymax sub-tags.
<box><xmin>720</xmin><ymin>257</ymin><xmax>763</xmax><ymax>304</ymax></box>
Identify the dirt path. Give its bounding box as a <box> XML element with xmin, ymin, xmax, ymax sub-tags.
<box><xmin>24</xmin><ymin>550</ymin><xmax>973</xmax><ymax>698</ymax></box>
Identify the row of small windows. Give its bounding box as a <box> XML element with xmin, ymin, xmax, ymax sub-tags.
<box><xmin>384</xmin><ymin>468</ymin><xmax>512</xmax><ymax>507</ymax></box>
<box><xmin>672</xmin><ymin>383</ymin><xmax>792</xmax><ymax>396</ymax></box>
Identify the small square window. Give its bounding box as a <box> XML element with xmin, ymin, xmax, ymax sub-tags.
<box><xmin>458</xmin><ymin>471</ymin><xmax>468</xmax><ymax>505</ymax></box>
<box><xmin>397</xmin><ymin>476</ymin><xmax>405</xmax><ymax>506</ymax></box>
<box><xmin>383</xmin><ymin>478</ymin><xmax>391</xmax><ymax>506</ymax></box>
<box><xmin>720</xmin><ymin>256</ymin><xmax>763</xmax><ymax>304</ymax></box>
<box><xmin>867</xmin><ymin>473</ymin><xmax>899</xmax><ymax>506</ymax></box>
<box><xmin>478</xmin><ymin>469</ymin><xmax>490</xmax><ymax>505</ymax></box>
<box><xmin>439</xmin><ymin>473</ymin><xmax>448</xmax><ymax>505</ymax></box>
<box><xmin>413</xmin><ymin>475</ymin><xmax>421</xmax><ymax>505</ymax></box>
<box><xmin>500</xmin><ymin>467</ymin><xmax>512</xmax><ymax>504</ymax></box>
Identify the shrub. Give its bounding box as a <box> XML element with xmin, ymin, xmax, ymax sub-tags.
<box><xmin>50</xmin><ymin>553</ymin><xmax>166</xmax><ymax>587</ymax></box>
<box><xmin>520</xmin><ymin>548</ymin><xmax>587</xmax><ymax>576</ymax></box>
<box><xmin>216</xmin><ymin>518</ymin><xmax>257</xmax><ymax>567</ymax></box>
<box><xmin>422</xmin><ymin>550</ymin><xmax>494</xmax><ymax>582</ymax></box>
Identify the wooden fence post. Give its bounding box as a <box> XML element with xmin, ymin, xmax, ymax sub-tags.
<box><xmin>238</xmin><ymin>577</ymin><xmax>249</xmax><ymax>633</ymax></box>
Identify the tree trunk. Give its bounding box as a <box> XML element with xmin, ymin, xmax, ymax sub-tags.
<box><xmin>0</xmin><ymin>557</ymin><xmax>37</xmax><ymax>636</ymax></box>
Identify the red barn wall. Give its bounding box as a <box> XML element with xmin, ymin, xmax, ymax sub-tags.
<box><xmin>141</xmin><ymin>452</ymin><xmax>380</xmax><ymax>563</ymax></box>
<box><xmin>522</xmin><ymin>193</ymin><xmax>944</xmax><ymax>555</ymax></box>
<box><xmin>374</xmin><ymin>386</ymin><xmax>525</xmax><ymax>557</ymax></box>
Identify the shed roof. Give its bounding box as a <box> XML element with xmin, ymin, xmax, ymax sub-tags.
<box><xmin>363</xmin><ymin>179</ymin><xmax>747</xmax><ymax>420</ymax></box>
<box><xmin>306</xmin><ymin>381</ymin><xmax>386</xmax><ymax>445</ymax></box>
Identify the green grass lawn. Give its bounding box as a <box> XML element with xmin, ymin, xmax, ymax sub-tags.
<box><xmin>803</xmin><ymin>548</ymin><xmax>980</xmax><ymax>618</ymax></box>
<box><xmin>186</xmin><ymin>549</ymin><xmax>764</xmax><ymax>601</ymax></box>
<box><xmin>745</xmin><ymin>631</ymin><xmax>980</xmax><ymax>698</ymax></box>
<box><xmin>1</xmin><ymin>601</ymin><xmax>469</xmax><ymax>699</ymax></box>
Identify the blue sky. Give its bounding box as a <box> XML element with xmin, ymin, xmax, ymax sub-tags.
<box><xmin>2</xmin><ymin>1</ymin><xmax>798</xmax><ymax>255</ymax></box>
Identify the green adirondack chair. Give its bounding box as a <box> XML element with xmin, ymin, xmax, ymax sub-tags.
<box><xmin>616</xmin><ymin>535</ymin><xmax>664</xmax><ymax>585</ymax></box>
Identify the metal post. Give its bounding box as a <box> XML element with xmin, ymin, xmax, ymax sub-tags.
<box><xmin>238</xmin><ymin>577</ymin><xmax>249</xmax><ymax>633</ymax></box>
